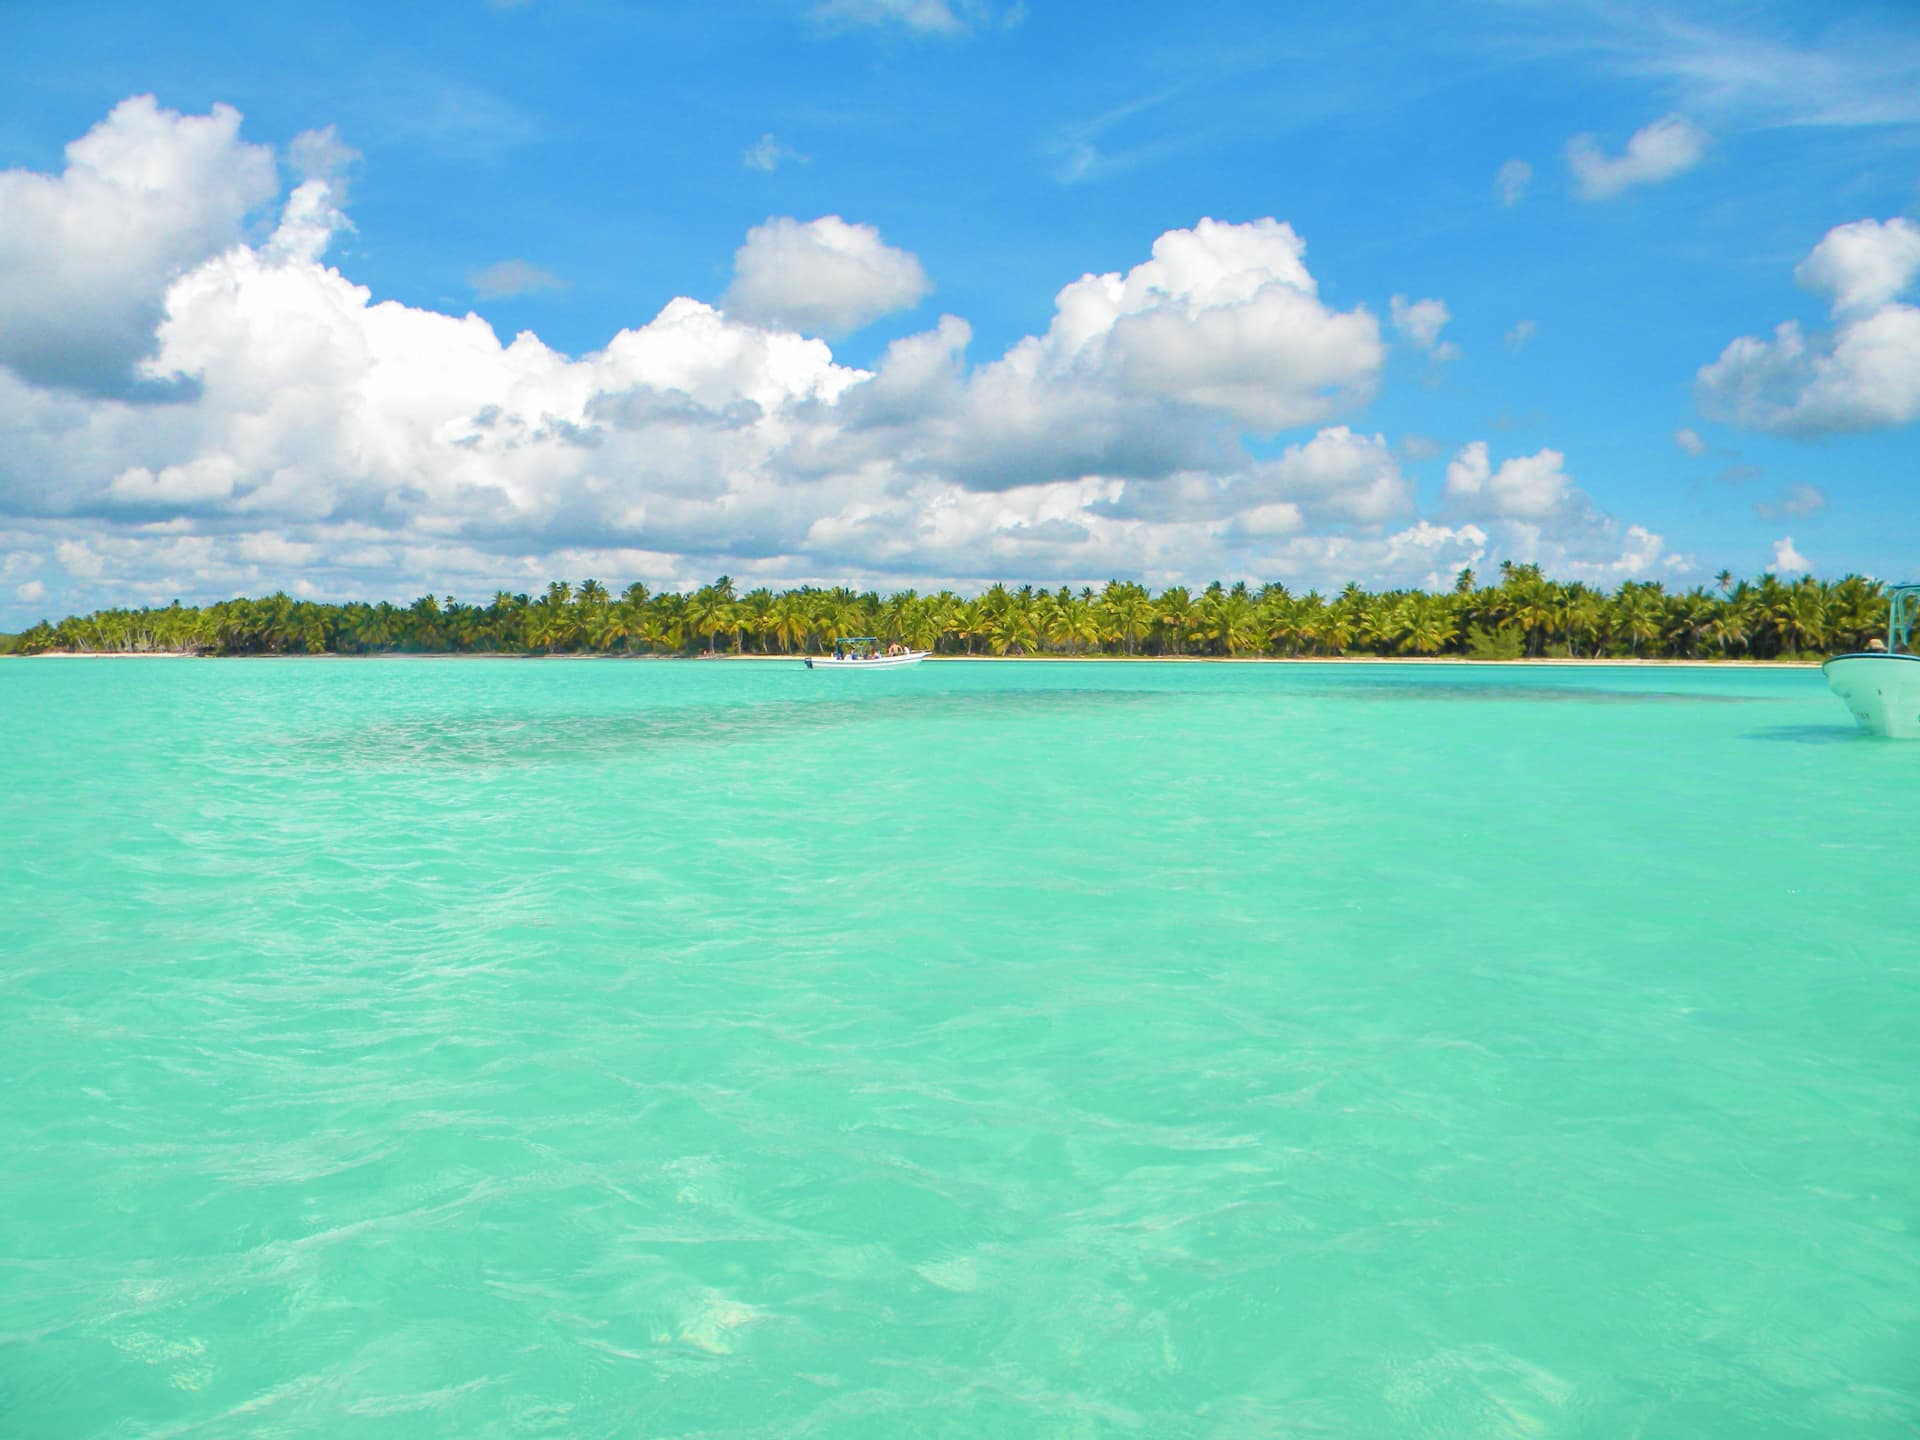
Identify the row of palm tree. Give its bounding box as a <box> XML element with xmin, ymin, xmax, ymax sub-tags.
<box><xmin>6</xmin><ymin>566</ymin><xmax>1888</xmax><ymax>661</ymax></box>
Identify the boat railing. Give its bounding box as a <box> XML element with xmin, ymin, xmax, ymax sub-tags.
<box><xmin>1890</xmin><ymin>584</ymin><xmax>1919</xmax><ymax>654</ymax></box>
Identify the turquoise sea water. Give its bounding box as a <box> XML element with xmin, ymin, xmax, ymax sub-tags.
<box><xmin>2</xmin><ymin>657</ymin><xmax>1916</xmax><ymax>1438</ymax></box>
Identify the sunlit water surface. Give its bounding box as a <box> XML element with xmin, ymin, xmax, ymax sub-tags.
<box><xmin>3</xmin><ymin>658</ymin><xmax>1916</xmax><ymax>1438</ymax></box>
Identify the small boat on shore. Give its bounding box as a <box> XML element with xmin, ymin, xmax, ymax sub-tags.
<box><xmin>1823</xmin><ymin>583</ymin><xmax>1920</xmax><ymax>738</ymax></box>
<box><xmin>804</xmin><ymin>637</ymin><xmax>928</xmax><ymax>670</ymax></box>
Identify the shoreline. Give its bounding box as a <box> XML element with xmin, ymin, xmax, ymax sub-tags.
<box><xmin>8</xmin><ymin>650</ymin><xmax>1824</xmax><ymax>668</ymax></box>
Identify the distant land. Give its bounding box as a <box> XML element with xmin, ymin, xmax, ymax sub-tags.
<box><xmin>0</xmin><ymin>565</ymin><xmax>1882</xmax><ymax>662</ymax></box>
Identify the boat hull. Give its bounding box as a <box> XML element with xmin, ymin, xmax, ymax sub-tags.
<box><xmin>804</xmin><ymin>651</ymin><xmax>929</xmax><ymax>670</ymax></box>
<box><xmin>1823</xmin><ymin>653</ymin><xmax>1920</xmax><ymax>738</ymax></box>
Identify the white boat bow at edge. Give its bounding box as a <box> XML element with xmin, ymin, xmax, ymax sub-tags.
<box><xmin>1823</xmin><ymin>582</ymin><xmax>1920</xmax><ymax>738</ymax></box>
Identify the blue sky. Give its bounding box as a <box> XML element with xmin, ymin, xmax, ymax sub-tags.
<box><xmin>2</xmin><ymin>0</ymin><xmax>1917</xmax><ymax>624</ymax></box>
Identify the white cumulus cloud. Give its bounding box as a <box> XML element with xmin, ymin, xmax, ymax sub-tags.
<box><xmin>723</xmin><ymin>215</ymin><xmax>930</xmax><ymax>336</ymax></box>
<box><xmin>288</xmin><ymin>125</ymin><xmax>357</xmax><ymax>191</ymax></box>
<box><xmin>0</xmin><ymin>95</ymin><xmax>279</xmax><ymax>394</ymax></box>
<box><xmin>1250</xmin><ymin>426</ymin><xmax>1414</xmax><ymax>527</ymax></box>
<box><xmin>0</xmin><ymin>99</ymin><xmax>1684</xmax><ymax>626</ymax></box>
<box><xmin>1697</xmin><ymin>216</ymin><xmax>1920</xmax><ymax>437</ymax></box>
<box><xmin>1073</xmin><ymin>218</ymin><xmax>1384</xmax><ymax>431</ymax></box>
<box><xmin>1794</xmin><ymin>217</ymin><xmax>1920</xmax><ymax>316</ymax></box>
<box><xmin>1674</xmin><ymin>426</ymin><xmax>1707</xmax><ymax>455</ymax></box>
<box><xmin>1772</xmin><ymin>536</ymin><xmax>1809</xmax><ymax>573</ymax></box>
<box><xmin>1391</xmin><ymin>295</ymin><xmax>1452</xmax><ymax>351</ymax></box>
<box><xmin>1566</xmin><ymin>115</ymin><xmax>1709</xmax><ymax>200</ymax></box>
<box><xmin>824</xmin><ymin>216</ymin><xmax>1389</xmax><ymax>493</ymax></box>
<box><xmin>1443</xmin><ymin>442</ymin><xmax>1578</xmax><ymax>522</ymax></box>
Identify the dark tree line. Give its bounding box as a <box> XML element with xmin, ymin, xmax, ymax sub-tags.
<box><xmin>5</xmin><ymin>565</ymin><xmax>1886</xmax><ymax>661</ymax></box>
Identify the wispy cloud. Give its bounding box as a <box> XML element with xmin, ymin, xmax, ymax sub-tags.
<box><xmin>470</xmin><ymin>259</ymin><xmax>567</xmax><ymax>300</ymax></box>
<box><xmin>1757</xmin><ymin>482</ymin><xmax>1828</xmax><ymax>519</ymax></box>
<box><xmin>1494</xmin><ymin>158</ymin><xmax>1533</xmax><ymax>206</ymax></box>
<box><xmin>743</xmin><ymin>134</ymin><xmax>808</xmax><ymax>172</ymax></box>
<box><xmin>1039</xmin><ymin>31</ymin><xmax>1381</xmax><ymax>186</ymax></box>
<box><xmin>809</xmin><ymin>0</ymin><xmax>1012</xmax><ymax>40</ymax></box>
<box><xmin>349</xmin><ymin>65</ymin><xmax>539</xmax><ymax>157</ymax></box>
<box><xmin>1044</xmin><ymin>84</ymin><xmax>1192</xmax><ymax>184</ymax></box>
<box><xmin>1494</xmin><ymin>4</ymin><xmax>1920</xmax><ymax>130</ymax></box>
<box><xmin>1392</xmin><ymin>296</ymin><xmax>1459</xmax><ymax>370</ymax></box>
<box><xmin>1567</xmin><ymin>114</ymin><xmax>1709</xmax><ymax>200</ymax></box>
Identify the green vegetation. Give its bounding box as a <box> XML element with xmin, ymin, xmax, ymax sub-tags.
<box><xmin>7</xmin><ymin>565</ymin><xmax>1887</xmax><ymax>661</ymax></box>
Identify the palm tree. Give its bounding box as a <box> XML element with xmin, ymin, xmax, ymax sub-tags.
<box><xmin>445</xmin><ymin>602</ymin><xmax>484</xmax><ymax>652</ymax></box>
<box><xmin>1750</xmin><ymin>573</ymin><xmax>1789</xmax><ymax>658</ymax></box>
<box><xmin>1099</xmin><ymin>581</ymin><xmax>1155</xmax><ymax>655</ymax></box>
<box><xmin>1778</xmin><ymin>578</ymin><xmax>1830</xmax><ymax>658</ymax></box>
<box><xmin>1662</xmin><ymin>589</ymin><xmax>1716</xmax><ymax>659</ymax></box>
<box><xmin>351</xmin><ymin>603</ymin><xmax>397</xmax><ymax>652</ymax></box>
<box><xmin>1610</xmin><ymin>582</ymin><xmax>1663</xmax><ymax>657</ymax></box>
<box><xmin>636</xmin><ymin>603</ymin><xmax>684</xmax><ymax>654</ymax></box>
<box><xmin>584</xmin><ymin>606</ymin><xmax>628</xmax><ymax>652</ymax></box>
<box><xmin>1262</xmin><ymin>592</ymin><xmax>1305</xmax><ymax>656</ymax></box>
<box><xmin>982</xmin><ymin>604</ymin><xmax>1039</xmax><ymax>655</ymax></box>
<box><xmin>899</xmin><ymin>598</ymin><xmax>944</xmax><ymax>652</ymax></box>
<box><xmin>1031</xmin><ymin>590</ymin><xmax>1071</xmax><ymax>653</ymax></box>
<box><xmin>1398</xmin><ymin>593</ymin><xmax>1459</xmax><ymax>655</ymax></box>
<box><xmin>526</xmin><ymin>604</ymin><xmax>571</xmax><ymax>653</ymax></box>
<box><xmin>1556</xmin><ymin>586</ymin><xmax>1604</xmax><ymax>659</ymax></box>
<box><xmin>486</xmin><ymin>592</ymin><xmax>528</xmax><ymax>652</ymax></box>
<box><xmin>739</xmin><ymin>588</ymin><xmax>778</xmax><ymax>654</ymax></box>
<box><xmin>1824</xmin><ymin>575</ymin><xmax>1884</xmax><ymax>652</ymax></box>
<box><xmin>766</xmin><ymin>590</ymin><xmax>812</xmax><ymax>654</ymax></box>
<box><xmin>684</xmin><ymin>583</ymin><xmax>737</xmax><ymax>654</ymax></box>
<box><xmin>407</xmin><ymin>594</ymin><xmax>446</xmax><ymax>651</ymax></box>
<box><xmin>953</xmin><ymin>596</ymin><xmax>988</xmax><ymax>655</ymax></box>
<box><xmin>573</xmin><ymin>579</ymin><xmax>609</xmax><ymax>644</ymax></box>
<box><xmin>1156</xmin><ymin>586</ymin><xmax>1195</xmax><ymax>655</ymax></box>
<box><xmin>1356</xmin><ymin>593</ymin><xmax>1400</xmax><ymax>655</ymax></box>
<box><xmin>1507</xmin><ymin>578</ymin><xmax>1558</xmax><ymax>658</ymax></box>
<box><xmin>1062</xmin><ymin>592</ymin><xmax>1102</xmax><ymax>655</ymax></box>
<box><xmin>261</xmin><ymin>592</ymin><xmax>301</xmax><ymax>653</ymax></box>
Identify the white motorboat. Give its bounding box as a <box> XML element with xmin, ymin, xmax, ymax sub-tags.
<box><xmin>804</xmin><ymin>637</ymin><xmax>929</xmax><ymax>670</ymax></box>
<box><xmin>1823</xmin><ymin>583</ymin><xmax>1920</xmax><ymax>738</ymax></box>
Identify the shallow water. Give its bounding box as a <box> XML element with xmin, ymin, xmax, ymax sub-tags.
<box><xmin>3</xmin><ymin>658</ymin><xmax>1916</xmax><ymax>1438</ymax></box>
